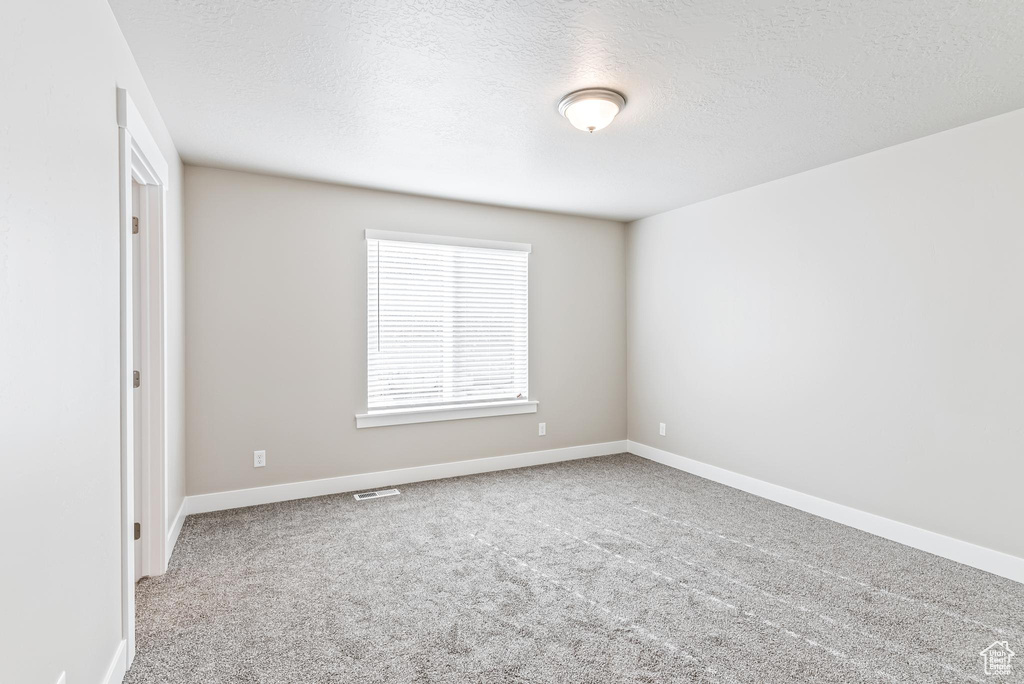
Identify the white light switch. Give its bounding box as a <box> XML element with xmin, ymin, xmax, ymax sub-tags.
<box><xmin>538</xmin><ymin>422</ymin><xmax>546</xmax><ymax>436</ymax></box>
<box><xmin>254</xmin><ymin>450</ymin><xmax>266</xmax><ymax>467</ymax></box>
<box><xmin>659</xmin><ymin>423</ymin><xmax>666</xmax><ymax>436</ymax></box>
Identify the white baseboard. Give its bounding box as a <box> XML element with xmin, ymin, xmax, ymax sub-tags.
<box><xmin>186</xmin><ymin>440</ymin><xmax>628</xmax><ymax>515</ymax></box>
<box><xmin>627</xmin><ymin>440</ymin><xmax>1024</xmax><ymax>584</ymax></box>
<box><xmin>166</xmin><ymin>498</ymin><xmax>186</xmax><ymax>564</ymax></box>
<box><xmin>102</xmin><ymin>639</ymin><xmax>126</xmax><ymax>684</ymax></box>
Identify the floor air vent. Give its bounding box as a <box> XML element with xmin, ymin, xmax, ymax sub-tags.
<box><xmin>353</xmin><ymin>488</ymin><xmax>400</xmax><ymax>501</ymax></box>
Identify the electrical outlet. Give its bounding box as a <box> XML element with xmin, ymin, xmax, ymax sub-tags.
<box><xmin>659</xmin><ymin>423</ymin><xmax>666</xmax><ymax>437</ymax></box>
<box><xmin>538</xmin><ymin>422</ymin><xmax>546</xmax><ymax>436</ymax></box>
<box><xmin>254</xmin><ymin>450</ymin><xmax>266</xmax><ymax>468</ymax></box>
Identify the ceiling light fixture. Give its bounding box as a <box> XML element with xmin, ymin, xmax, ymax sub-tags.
<box><xmin>557</xmin><ymin>88</ymin><xmax>626</xmax><ymax>133</ymax></box>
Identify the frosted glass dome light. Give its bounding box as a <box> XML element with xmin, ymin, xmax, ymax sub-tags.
<box><xmin>558</xmin><ymin>89</ymin><xmax>626</xmax><ymax>133</ymax></box>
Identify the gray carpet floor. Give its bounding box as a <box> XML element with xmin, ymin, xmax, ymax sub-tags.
<box><xmin>126</xmin><ymin>454</ymin><xmax>1024</xmax><ymax>683</ymax></box>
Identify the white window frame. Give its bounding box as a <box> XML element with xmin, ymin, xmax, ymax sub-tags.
<box><xmin>356</xmin><ymin>230</ymin><xmax>536</xmax><ymax>428</ymax></box>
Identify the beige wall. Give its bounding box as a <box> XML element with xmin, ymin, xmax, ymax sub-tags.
<box><xmin>627</xmin><ymin>108</ymin><xmax>1024</xmax><ymax>560</ymax></box>
<box><xmin>184</xmin><ymin>166</ymin><xmax>626</xmax><ymax>495</ymax></box>
<box><xmin>0</xmin><ymin>1</ymin><xmax>185</xmax><ymax>683</ymax></box>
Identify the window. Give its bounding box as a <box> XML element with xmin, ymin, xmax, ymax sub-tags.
<box><xmin>356</xmin><ymin>230</ymin><xmax>535</xmax><ymax>427</ymax></box>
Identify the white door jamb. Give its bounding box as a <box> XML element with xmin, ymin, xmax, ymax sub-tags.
<box><xmin>117</xmin><ymin>87</ymin><xmax>170</xmax><ymax>669</ymax></box>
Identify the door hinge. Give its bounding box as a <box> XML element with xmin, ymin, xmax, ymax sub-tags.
<box><xmin>133</xmin><ymin>370</ymin><xmax>140</xmax><ymax>388</ymax></box>
<box><xmin>134</xmin><ymin>522</ymin><xmax>141</xmax><ymax>540</ymax></box>
<box><xmin>132</xmin><ymin>216</ymin><xmax>139</xmax><ymax>235</ymax></box>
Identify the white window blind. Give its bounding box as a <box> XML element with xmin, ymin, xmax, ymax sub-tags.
<box><xmin>366</xmin><ymin>231</ymin><xmax>530</xmax><ymax>411</ymax></box>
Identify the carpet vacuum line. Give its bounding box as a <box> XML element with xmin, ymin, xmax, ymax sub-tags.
<box><xmin>535</xmin><ymin>520</ymin><xmax>901</xmax><ymax>684</ymax></box>
<box><xmin>467</xmin><ymin>532</ymin><xmax>738</xmax><ymax>683</ymax></box>
<box><xmin>545</xmin><ymin>513</ymin><xmax>985</xmax><ymax>684</ymax></box>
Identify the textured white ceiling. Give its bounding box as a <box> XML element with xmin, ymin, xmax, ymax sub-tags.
<box><xmin>109</xmin><ymin>0</ymin><xmax>1024</xmax><ymax>221</ymax></box>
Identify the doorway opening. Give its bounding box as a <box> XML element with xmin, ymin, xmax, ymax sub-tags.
<box><xmin>118</xmin><ymin>88</ymin><xmax>170</xmax><ymax>669</ymax></box>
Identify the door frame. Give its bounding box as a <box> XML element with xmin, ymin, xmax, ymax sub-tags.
<box><xmin>118</xmin><ymin>87</ymin><xmax>170</xmax><ymax>667</ymax></box>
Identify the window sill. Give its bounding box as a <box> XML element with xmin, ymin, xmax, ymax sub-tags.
<box><xmin>355</xmin><ymin>400</ymin><xmax>538</xmax><ymax>428</ymax></box>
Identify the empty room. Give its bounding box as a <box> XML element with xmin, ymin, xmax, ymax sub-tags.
<box><xmin>4</xmin><ymin>0</ymin><xmax>1024</xmax><ymax>682</ymax></box>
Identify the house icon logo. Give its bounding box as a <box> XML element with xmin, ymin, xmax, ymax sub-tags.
<box><xmin>980</xmin><ymin>641</ymin><xmax>1015</xmax><ymax>676</ymax></box>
